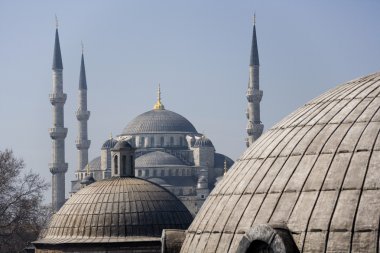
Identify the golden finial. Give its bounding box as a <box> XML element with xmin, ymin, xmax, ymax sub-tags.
<box><xmin>223</xmin><ymin>159</ymin><xmax>227</xmax><ymax>176</ymax></box>
<box><xmin>86</xmin><ymin>164</ymin><xmax>90</xmax><ymax>176</ymax></box>
<box><xmin>153</xmin><ymin>83</ymin><xmax>165</xmax><ymax>110</ymax></box>
<box><xmin>253</xmin><ymin>12</ymin><xmax>256</xmax><ymax>25</ymax></box>
<box><xmin>55</xmin><ymin>15</ymin><xmax>59</xmax><ymax>28</ymax></box>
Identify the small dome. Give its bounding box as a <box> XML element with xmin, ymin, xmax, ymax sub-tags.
<box><xmin>182</xmin><ymin>72</ymin><xmax>380</xmax><ymax>252</ymax></box>
<box><xmin>122</xmin><ymin>109</ymin><xmax>197</xmax><ymax>135</ymax></box>
<box><xmin>135</xmin><ymin>151</ymin><xmax>185</xmax><ymax>167</ymax></box>
<box><xmin>36</xmin><ymin>177</ymin><xmax>193</xmax><ymax>244</ymax></box>
<box><xmin>193</xmin><ymin>136</ymin><xmax>214</xmax><ymax>148</ymax></box>
<box><xmin>84</xmin><ymin>156</ymin><xmax>101</xmax><ymax>171</ymax></box>
<box><xmin>112</xmin><ymin>140</ymin><xmax>133</xmax><ymax>150</ymax></box>
<box><xmin>197</xmin><ymin>176</ymin><xmax>208</xmax><ymax>189</ymax></box>
<box><xmin>101</xmin><ymin>138</ymin><xmax>118</xmax><ymax>149</ymax></box>
<box><xmin>80</xmin><ymin>174</ymin><xmax>95</xmax><ymax>185</ymax></box>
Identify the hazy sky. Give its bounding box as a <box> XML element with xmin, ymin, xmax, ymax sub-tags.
<box><xmin>0</xmin><ymin>0</ymin><xmax>379</xmax><ymax>202</ymax></box>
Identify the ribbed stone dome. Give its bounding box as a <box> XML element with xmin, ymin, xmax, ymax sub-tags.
<box><xmin>182</xmin><ymin>72</ymin><xmax>380</xmax><ymax>252</ymax></box>
<box><xmin>122</xmin><ymin>109</ymin><xmax>197</xmax><ymax>135</ymax></box>
<box><xmin>37</xmin><ymin>177</ymin><xmax>193</xmax><ymax>244</ymax></box>
<box><xmin>135</xmin><ymin>151</ymin><xmax>185</xmax><ymax>167</ymax></box>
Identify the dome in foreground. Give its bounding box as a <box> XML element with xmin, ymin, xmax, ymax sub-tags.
<box><xmin>181</xmin><ymin>72</ymin><xmax>380</xmax><ymax>252</ymax></box>
<box><xmin>122</xmin><ymin>109</ymin><xmax>197</xmax><ymax>135</ymax></box>
<box><xmin>36</xmin><ymin>177</ymin><xmax>193</xmax><ymax>244</ymax></box>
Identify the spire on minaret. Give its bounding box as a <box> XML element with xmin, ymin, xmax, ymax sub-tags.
<box><xmin>79</xmin><ymin>46</ymin><xmax>87</xmax><ymax>90</ymax></box>
<box><xmin>52</xmin><ymin>17</ymin><xmax>63</xmax><ymax>70</ymax></box>
<box><xmin>250</xmin><ymin>13</ymin><xmax>260</xmax><ymax>66</ymax></box>
<box><xmin>246</xmin><ymin>13</ymin><xmax>264</xmax><ymax>147</ymax></box>
<box><xmin>153</xmin><ymin>84</ymin><xmax>165</xmax><ymax>110</ymax></box>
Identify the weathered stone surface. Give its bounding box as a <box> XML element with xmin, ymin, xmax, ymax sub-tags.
<box><xmin>181</xmin><ymin>72</ymin><xmax>380</xmax><ymax>252</ymax></box>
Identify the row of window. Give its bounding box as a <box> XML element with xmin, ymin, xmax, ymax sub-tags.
<box><xmin>137</xmin><ymin>167</ymin><xmax>192</xmax><ymax>177</ymax></box>
<box><xmin>136</xmin><ymin>136</ymin><xmax>185</xmax><ymax>147</ymax></box>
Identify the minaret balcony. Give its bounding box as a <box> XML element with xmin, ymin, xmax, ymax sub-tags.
<box><xmin>246</xmin><ymin>123</ymin><xmax>264</xmax><ymax>135</ymax></box>
<box><xmin>246</xmin><ymin>89</ymin><xmax>263</xmax><ymax>102</ymax></box>
<box><xmin>76</xmin><ymin>110</ymin><xmax>90</xmax><ymax>120</ymax></box>
<box><xmin>76</xmin><ymin>139</ymin><xmax>91</xmax><ymax>149</ymax></box>
<box><xmin>49</xmin><ymin>163</ymin><xmax>68</xmax><ymax>174</ymax></box>
<box><xmin>49</xmin><ymin>127</ymin><xmax>68</xmax><ymax>139</ymax></box>
<box><xmin>49</xmin><ymin>93</ymin><xmax>67</xmax><ymax>105</ymax></box>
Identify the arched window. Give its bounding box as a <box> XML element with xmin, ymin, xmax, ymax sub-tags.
<box><xmin>140</xmin><ymin>137</ymin><xmax>145</xmax><ymax>147</ymax></box>
<box><xmin>170</xmin><ymin>136</ymin><xmax>174</xmax><ymax>146</ymax></box>
<box><xmin>130</xmin><ymin>155</ymin><xmax>134</xmax><ymax>171</ymax></box>
<box><xmin>175</xmin><ymin>168</ymin><xmax>179</xmax><ymax>176</ymax></box>
<box><xmin>122</xmin><ymin>155</ymin><xmax>126</xmax><ymax>175</ymax></box>
<box><xmin>160</xmin><ymin>170</ymin><xmax>165</xmax><ymax>177</ymax></box>
<box><xmin>114</xmin><ymin>155</ymin><xmax>118</xmax><ymax>175</ymax></box>
<box><xmin>246</xmin><ymin>241</ymin><xmax>273</xmax><ymax>253</ymax></box>
<box><xmin>150</xmin><ymin>137</ymin><xmax>155</xmax><ymax>147</ymax></box>
<box><xmin>153</xmin><ymin>169</ymin><xmax>157</xmax><ymax>177</ymax></box>
<box><xmin>169</xmin><ymin>169</ymin><xmax>172</xmax><ymax>176</ymax></box>
<box><xmin>179</xmin><ymin>136</ymin><xmax>183</xmax><ymax>146</ymax></box>
<box><xmin>138</xmin><ymin>170</ymin><xmax>142</xmax><ymax>176</ymax></box>
<box><xmin>145</xmin><ymin>169</ymin><xmax>150</xmax><ymax>177</ymax></box>
<box><xmin>160</xmin><ymin>136</ymin><xmax>165</xmax><ymax>146</ymax></box>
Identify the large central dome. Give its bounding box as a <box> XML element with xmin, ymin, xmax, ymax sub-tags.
<box><xmin>122</xmin><ymin>109</ymin><xmax>197</xmax><ymax>135</ymax></box>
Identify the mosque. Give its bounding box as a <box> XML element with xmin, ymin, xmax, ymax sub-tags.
<box><xmin>34</xmin><ymin>16</ymin><xmax>380</xmax><ymax>253</ymax></box>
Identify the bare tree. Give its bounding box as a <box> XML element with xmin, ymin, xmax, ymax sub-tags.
<box><xmin>0</xmin><ymin>149</ymin><xmax>50</xmax><ymax>252</ymax></box>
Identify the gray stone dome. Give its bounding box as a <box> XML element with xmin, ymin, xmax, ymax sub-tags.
<box><xmin>112</xmin><ymin>140</ymin><xmax>133</xmax><ymax>150</ymax></box>
<box><xmin>101</xmin><ymin>138</ymin><xmax>118</xmax><ymax>149</ymax></box>
<box><xmin>86</xmin><ymin>156</ymin><xmax>101</xmax><ymax>171</ymax></box>
<box><xmin>36</xmin><ymin>177</ymin><xmax>193</xmax><ymax>244</ymax></box>
<box><xmin>193</xmin><ymin>136</ymin><xmax>214</xmax><ymax>148</ymax></box>
<box><xmin>182</xmin><ymin>72</ymin><xmax>380</xmax><ymax>252</ymax></box>
<box><xmin>135</xmin><ymin>151</ymin><xmax>185</xmax><ymax>167</ymax></box>
<box><xmin>122</xmin><ymin>109</ymin><xmax>197</xmax><ymax>135</ymax></box>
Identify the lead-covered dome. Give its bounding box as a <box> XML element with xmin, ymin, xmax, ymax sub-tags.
<box><xmin>36</xmin><ymin>177</ymin><xmax>193</xmax><ymax>244</ymax></box>
<box><xmin>122</xmin><ymin>109</ymin><xmax>197</xmax><ymax>135</ymax></box>
<box><xmin>182</xmin><ymin>72</ymin><xmax>380</xmax><ymax>252</ymax></box>
<box><xmin>135</xmin><ymin>151</ymin><xmax>185</xmax><ymax>167</ymax></box>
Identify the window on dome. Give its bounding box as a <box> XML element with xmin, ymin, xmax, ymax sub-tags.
<box><xmin>169</xmin><ymin>169</ymin><xmax>173</xmax><ymax>176</ymax></box>
<box><xmin>179</xmin><ymin>136</ymin><xmax>183</xmax><ymax>146</ymax></box>
<box><xmin>153</xmin><ymin>169</ymin><xmax>157</xmax><ymax>177</ymax></box>
<box><xmin>122</xmin><ymin>155</ymin><xmax>126</xmax><ymax>175</ymax></box>
<box><xmin>150</xmin><ymin>137</ymin><xmax>155</xmax><ymax>147</ymax></box>
<box><xmin>170</xmin><ymin>136</ymin><xmax>174</xmax><ymax>146</ymax></box>
<box><xmin>145</xmin><ymin>169</ymin><xmax>150</xmax><ymax>177</ymax></box>
<box><xmin>140</xmin><ymin>137</ymin><xmax>145</xmax><ymax>147</ymax></box>
<box><xmin>246</xmin><ymin>240</ymin><xmax>273</xmax><ymax>253</ymax></box>
<box><xmin>175</xmin><ymin>168</ymin><xmax>179</xmax><ymax>176</ymax></box>
<box><xmin>161</xmin><ymin>170</ymin><xmax>165</xmax><ymax>177</ymax></box>
<box><xmin>160</xmin><ymin>136</ymin><xmax>164</xmax><ymax>146</ymax></box>
<box><xmin>114</xmin><ymin>155</ymin><xmax>118</xmax><ymax>175</ymax></box>
<box><xmin>138</xmin><ymin>170</ymin><xmax>142</xmax><ymax>176</ymax></box>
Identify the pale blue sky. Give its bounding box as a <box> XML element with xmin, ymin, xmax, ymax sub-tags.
<box><xmin>0</xmin><ymin>0</ymin><xmax>379</xmax><ymax>202</ymax></box>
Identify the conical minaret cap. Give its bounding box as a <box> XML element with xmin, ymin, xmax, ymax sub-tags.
<box><xmin>52</xmin><ymin>29</ymin><xmax>63</xmax><ymax>70</ymax></box>
<box><xmin>249</xmin><ymin>15</ymin><xmax>260</xmax><ymax>66</ymax></box>
<box><xmin>79</xmin><ymin>53</ymin><xmax>87</xmax><ymax>89</ymax></box>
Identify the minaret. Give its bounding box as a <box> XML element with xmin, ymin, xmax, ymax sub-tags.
<box><xmin>246</xmin><ymin>14</ymin><xmax>263</xmax><ymax>147</ymax></box>
<box><xmin>49</xmin><ymin>22</ymin><xmax>68</xmax><ymax>212</ymax></box>
<box><xmin>75</xmin><ymin>44</ymin><xmax>91</xmax><ymax>175</ymax></box>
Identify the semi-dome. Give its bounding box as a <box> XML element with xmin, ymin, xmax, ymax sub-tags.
<box><xmin>122</xmin><ymin>109</ymin><xmax>197</xmax><ymax>135</ymax></box>
<box><xmin>193</xmin><ymin>136</ymin><xmax>214</xmax><ymax>148</ymax></box>
<box><xmin>101</xmin><ymin>138</ymin><xmax>118</xmax><ymax>149</ymax></box>
<box><xmin>36</xmin><ymin>177</ymin><xmax>193</xmax><ymax>245</ymax></box>
<box><xmin>86</xmin><ymin>156</ymin><xmax>101</xmax><ymax>171</ymax></box>
<box><xmin>135</xmin><ymin>151</ymin><xmax>185</xmax><ymax>167</ymax></box>
<box><xmin>181</xmin><ymin>72</ymin><xmax>380</xmax><ymax>252</ymax></box>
